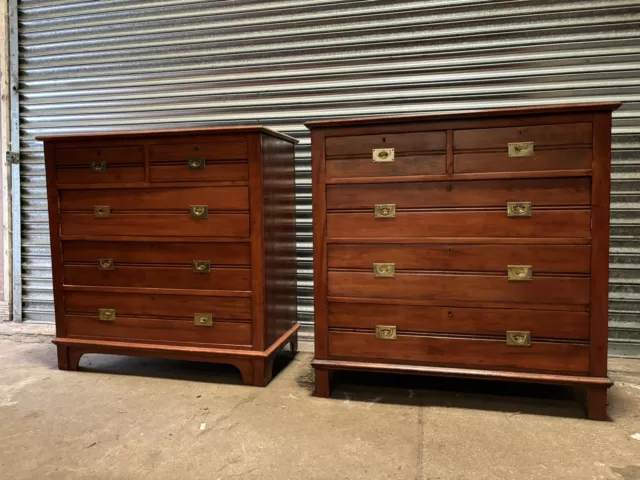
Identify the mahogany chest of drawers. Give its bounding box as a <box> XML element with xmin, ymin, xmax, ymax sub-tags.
<box><xmin>39</xmin><ymin>126</ymin><xmax>299</xmax><ymax>386</ymax></box>
<box><xmin>306</xmin><ymin>103</ymin><xmax>619</xmax><ymax>419</ymax></box>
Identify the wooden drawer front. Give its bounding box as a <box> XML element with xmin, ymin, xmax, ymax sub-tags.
<box><xmin>328</xmin><ymin>272</ymin><xmax>590</xmax><ymax>305</ymax></box>
<box><xmin>59</xmin><ymin>186</ymin><xmax>249</xmax><ymax>212</ymax></box>
<box><xmin>60</xmin><ymin>213</ymin><xmax>249</xmax><ymax>237</ymax></box>
<box><xmin>326</xmin><ymin>131</ymin><xmax>446</xmax><ymax>179</ymax></box>
<box><xmin>327</xmin><ymin>178</ymin><xmax>591</xmax><ymax>210</ymax></box>
<box><xmin>63</xmin><ymin>265</ymin><xmax>250</xmax><ymax>291</ymax></box>
<box><xmin>62</xmin><ymin>241</ymin><xmax>251</xmax><ymax>266</ymax></box>
<box><xmin>328</xmin><ymin>303</ymin><xmax>590</xmax><ymax>340</ymax></box>
<box><xmin>454</xmin><ymin>123</ymin><xmax>592</xmax><ymax>173</ymax></box>
<box><xmin>64</xmin><ymin>291</ymin><xmax>252</xmax><ymax>320</ymax></box>
<box><xmin>56</xmin><ymin>146</ymin><xmax>145</xmax><ymax>184</ymax></box>
<box><xmin>327</xmin><ymin>332</ymin><xmax>589</xmax><ymax>374</ymax></box>
<box><xmin>327</xmin><ymin>210</ymin><xmax>590</xmax><ymax>239</ymax></box>
<box><xmin>327</xmin><ymin>244</ymin><xmax>591</xmax><ymax>274</ymax></box>
<box><xmin>149</xmin><ymin>141</ymin><xmax>248</xmax><ymax>182</ymax></box>
<box><xmin>66</xmin><ymin>315</ymin><xmax>252</xmax><ymax>346</ymax></box>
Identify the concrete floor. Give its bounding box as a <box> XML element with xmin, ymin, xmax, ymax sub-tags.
<box><xmin>0</xmin><ymin>339</ymin><xmax>639</xmax><ymax>480</ymax></box>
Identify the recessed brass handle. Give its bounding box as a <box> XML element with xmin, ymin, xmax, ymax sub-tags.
<box><xmin>508</xmin><ymin>265</ymin><xmax>532</xmax><ymax>281</ymax></box>
<box><xmin>194</xmin><ymin>313</ymin><xmax>213</xmax><ymax>326</ymax></box>
<box><xmin>90</xmin><ymin>160</ymin><xmax>107</xmax><ymax>172</ymax></box>
<box><xmin>192</xmin><ymin>260</ymin><xmax>211</xmax><ymax>273</ymax></box>
<box><xmin>94</xmin><ymin>206</ymin><xmax>111</xmax><ymax>218</ymax></box>
<box><xmin>98</xmin><ymin>308</ymin><xmax>116</xmax><ymax>321</ymax></box>
<box><xmin>98</xmin><ymin>258</ymin><xmax>115</xmax><ymax>270</ymax></box>
<box><xmin>372</xmin><ymin>148</ymin><xmax>395</xmax><ymax>163</ymax></box>
<box><xmin>373</xmin><ymin>263</ymin><xmax>396</xmax><ymax>278</ymax></box>
<box><xmin>507</xmin><ymin>202</ymin><xmax>532</xmax><ymax>217</ymax></box>
<box><xmin>375</xmin><ymin>325</ymin><xmax>397</xmax><ymax>340</ymax></box>
<box><xmin>508</xmin><ymin>141</ymin><xmax>534</xmax><ymax>157</ymax></box>
<box><xmin>374</xmin><ymin>204</ymin><xmax>396</xmax><ymax>219</ymax></box>
<box><xmin>187</xmin><ymin>157</ymin><xmax>205</xmax><ymax>170</ymax></box>
<box><xmin>506</xmin><ymin>331</ymin><xmax>531</xmax><ymax>347</ymax></box>
<box><xmin>190</xmin><ymin>205</ymin><xmax>208</xmax><ymax>219</ymax></box>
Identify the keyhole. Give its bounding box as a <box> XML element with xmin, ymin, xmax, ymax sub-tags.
<box><xmin>447</xmin><ymin>184</ymin><xmax>453</xmax><ymax>191</ymax></box>
<box><xmin>194</xmin><ymin>146</ymin><xmax>199</xmax><ymax>151</ymax></box>
<box><xmin>447</xmin><ymin>248</ymin><xmax>452</xmax><ymax>253</ymax></box>
<box><xmin>448</xmin><ymin>311</ymin><xmax>453</xmax><ymax>317</ymax></box>
<box><xmin>382</xmin><ymin>137</ymin><xmax>386</xmax><ymax>143</ymax></box>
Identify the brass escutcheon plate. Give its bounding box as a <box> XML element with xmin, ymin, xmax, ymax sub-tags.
<box><xmin>98</xmin><ymin>258</ymin><xmax>115</xmax><ymax>270</ymax></box>
<box><xmin>190</xmin><ymin>205</ymin><xmax>209</xmax><ymax>219</ymax></box>
<box><xmin>373</xmin><ymin>263</ymin><xmax>396</xmax><ymax>278</ymax></box>
<box><xmin>187</xmin><ymin>157</ymin><xmax>205</xmax><ymax>170</ymax></box>
<box><xmin>375</xmin><ymin>325</ymin><xmax>397</xmax><ymax>340</ymax></box>
<box><xmin>508</xmin><ymin>141</ymin><xmax>534</xmax><ymax>157</ymax></box>
<box><xmin>372</xmin><ymin>148</ymin><xmax>395</xmax><ymax>163</ymax></box>
<box><xmin>506</xmin><ymin>331</ymin><xmax>531</xmax><ymax>347</ymax></box>
<box><xmin>94</xmin><ymin>205</ymin><xmax>111</xmax><ymax>218</ymax></box>
<box><xmin>374</xmin><ymin>204</ymin><xmax>396</xmax><ymax>219</ymax></box>
<box><xmin>98</xmin><ymin>308</ymin><xmax>116</xmax><ymax>321</ymax></box>
<box><xmin>508</xmin><ymin>265</ymin><xmax>532</xmax><ymax>281</ymax></box>
<box><xmin>192</xmin><ymin>260</ymin><xmax>211</xmax><ymax>273</ymax></box>
<box><xmin>90</xmin><ymin>160</ymin><xmax>107</xmax><ymax>172</ymax></box>
<box><xmin>194</xmin><ymin>313</ymin><xmax>213</xmax><ymax>326</ymax></box>
<box><xmin>507</xmin><ymin>202</ymin><xmax>532</xmax><ymax>217</ymax></box>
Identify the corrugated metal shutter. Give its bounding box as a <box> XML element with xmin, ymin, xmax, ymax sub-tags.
<box><xmin>16</xmin><ymin>0</ymin><xmax>640</xmax><ymax>354</ymax></box>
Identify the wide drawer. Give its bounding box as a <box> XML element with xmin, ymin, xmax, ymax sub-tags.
<box><xmin>328</xmin><ymin>303</ymin><xmax>590</xmax><ymax>340</ymax></box>
<box><xmin>60</xmin><ymin>213</ymin><xmax>249</xmax><ymax>237</ymax></box>
<box><xmin>454</xmin><ymin>123</ymin><xmax>593</xmax><ymax>173</ymax></box>
<box><xmin>326</xmin><ymin>177</ymin><xmax>591</xmax><ymax>210</ymax></box>
<box><xmin>327</xmin><ymin>244</ymin><xmax>591</xmax><ymax>274</ymax></box>
<box><xmin>59</xmin><ymin>186</ymin><xmax>249</xmax><ymax>212</ymax></box>
<box><xmin>327</xmin><ymin>331</ymin><xmax>589</xmax><ymax>374</ymax></box>
<box><xmin>326</xmin><ymin>131</ymin><xmax>446</xmax><ymax>178</ymax></box>
<box><xmin>64</xmin><ymin>291</ymin><xmax>252</xmax><ymax>320</ymax></box>
<box><xmin>66</xmin><ymin>315</ymin><xmax>252</xmax><ymax>347</ymax></box>
<box><xmin>62</xmin><ymin>241</ymin><xmax>251</xmax><ymax>265</ymax></box>
<box><xmin>326</xmin><ymin>210</ymin><xmax>591</xmax><ymax>239</ymax></box>
<box><xmin>149</xmin><ymin>141</ymin><xmax>248</xmax><ymax>182</ymax></box>
<box><xmin>328</xmin><ymin>271</ymin><xmax>590</xmax><ymax>305</ymax></box>
<box><xmin>55</xmin><ymin>146</ymin><xmax>145</xmax><ymax>184</ymax></box>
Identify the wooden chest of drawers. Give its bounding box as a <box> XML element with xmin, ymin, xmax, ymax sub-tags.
<box><xmin>39</xmin><ymin>126</ymin><xmax>300</xmax><ymax>386</ymax></box>
<box><xmin>306</xmin><ymin>103</ymin><xmax>619</xmax><ymax>419</ymax></box>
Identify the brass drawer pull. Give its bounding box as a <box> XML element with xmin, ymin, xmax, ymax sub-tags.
<box><xmin>508</xmin><ymin>141</ymin><xmax>534</xmax><ymax>157</ymax></box>
<box><xmin>508</xmin><ymin>265</ymin><xmax>532</xmax><ymax>281</ymax></box>
<box><xmin>98</xmin><ymin>308</ymin><xmax>116</xmax><ymax>321</ymax></box>
<box><xmin>507</xmin><ymin>202</ymin><xmax>531</xmax><ymax>217</ymax></box>
<box><xmin>94</xmin><ymin>205</ymin><xmax>111</xmax><ymax>218</ymax></box>
<box><xmin>194</xmin><ymin>313</ymin><xmax>213</xmax><ymax>326</ymax></box>
<box><xmin>90</xmin><ymin>160</ymin><xmax>107</xmax><ymax>172</ymax></box>
<box><xmin>373</xmin><ymin>263</ymin><xmax>395</xmax><ymax>278</ymax></box>
<box><xmin>375</xmin><ymin>325</ymin><xmax>397</xmax><ymax>340</ymax></box>
<box><xmin>192</xmin><ymin>260</ymin><xmax>211</xmax><ymax>273</ymax></box>
<box><xmin>374</xmin><ymin>204</ymin><xmax>396</xmax><ymax>219</ymax></box>
<box><xmin>372</xmin><ymin>148</ymin><xmax>394</xmax><ymax>163</ymax></box>
<box><xmin>190</xmin><ymin>205</ymin><xmax>209</xmax><ymax>219</ymax></box>
<box><xmin>506</xmin><ymin>331</ymin><xmax>531</xmax><ymax>347</ymax></box>
<box><xmin>187</xmin><ymin>157</ymin><xmax>205</xmax><ymax>170</ymax></box>
<box><xmin>98</xmin><ymin>258</ymin><xmax>115</xmax><ymax>270</ymax></box>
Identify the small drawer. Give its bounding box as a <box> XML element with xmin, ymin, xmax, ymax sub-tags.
<box><xmin>149</xmin><ymin>141</ymin><xmax>248</xmax><ymax>182</ymax></box>
<box><xmin>328</xmin><ymin>271</ymin><xmax>590</xmax><ymax>305</ymax></box>
<box><xmin>453</xmin><ymin>122</ymin><xmax>593</xmax><ymax>173</ymax></box>
<box><xmin>327</xmin><ymin>244</ymin><xmax>591</xmax><ymax>274</ymax></box>
<box><xmin>59</xmin><ymin>186</ymin><xmax>249</xmax><ymax>213</ymax></box>
<box><xmin>325</xmin><ymin>131</ymin><xmax>446</xmax><ymax>178</ymax></box>
<box><xmin>55</xmin><ymin>146</ymin><xmax>145</xmax><ymax>184</ymax></box>
<box><xmin>62</xmin><ymin>241</ymin><xmax>251</xmax><ymax>266</ymax></box>
<box><xmin>328</xmin><ymin>303</ymin><xmax>590</xmax><ymax>340</ymax></box>
<box><xmin>326</xmin><ymin>209</ymin><xmax>591</xmax><ymax>239</ymax></box>
<box><xmin>66</xmin><ymin>315</ymin><xmax>252</xmax><ymax>347</ymax></box>
<box><xmin>64</xmin><ymin>291</ymin><xmax>252</xmax><ymax>320</ymax></box>
<box><xmin>326</xmin><ymin>177</ymin><xmax>591</xmax><ymax>210</ymax></box>
<box><xmin>327</xmin><ymin>331</ymin><xmax>589</xmax><ymax>374</ymax></box>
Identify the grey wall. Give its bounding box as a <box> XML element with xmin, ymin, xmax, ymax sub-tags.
<box><xmin>15</xmin><ymin>0</ymin><xmax>640</xmax><ymax>355</ymax></box>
